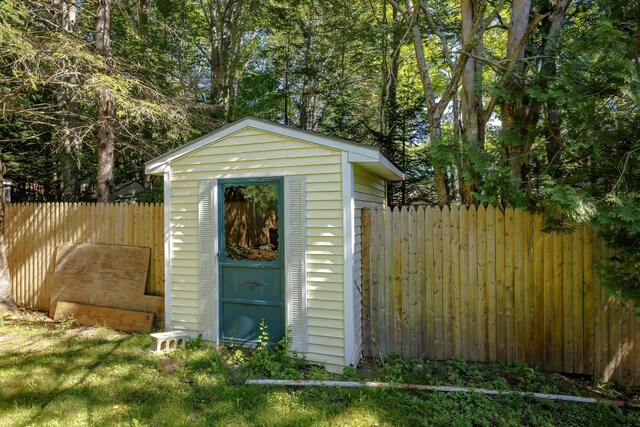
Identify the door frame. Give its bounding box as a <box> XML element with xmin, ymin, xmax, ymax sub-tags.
<box><xmin>216</xmin><ymin>177</ymin><xmax>285</xmax><ymax>345</ymax></box>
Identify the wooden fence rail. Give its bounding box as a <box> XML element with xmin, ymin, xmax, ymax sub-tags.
<box><xmin>5</xmin><ymin>203</ymin><xmax>165</xmax><ymax>312</ymax></box>
<box><xmin>361</xmin><ymin>205</ymin><xmax>640</xmax><ymax>385</ymax></box>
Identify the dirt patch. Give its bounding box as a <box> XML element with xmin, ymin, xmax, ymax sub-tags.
<box><xmin>162</xmin><ymin>357</ymin><xmax>185</xmax><ymax>374</ymax></box>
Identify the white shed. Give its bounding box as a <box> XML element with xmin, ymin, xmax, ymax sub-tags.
<box><xmin>145</xmin><ymin>117</ymin><xmax>403</xmax><ymax>372</ymax></box>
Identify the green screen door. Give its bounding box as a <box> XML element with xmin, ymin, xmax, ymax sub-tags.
<box><xmin>218</xmin><ymin>178</ymin><xmax>284</xmax><ymax>346</ymax></box>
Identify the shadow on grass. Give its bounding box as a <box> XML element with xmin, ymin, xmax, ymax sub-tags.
<box><xmin>1</xmin><ymin>327</ymin><xmax>638</xmax><ymax>427</ymax></box>
<box><xmin>0</xmin><ymin>329</ymin><xmax>335</xmax><ymax>426</ymax></box>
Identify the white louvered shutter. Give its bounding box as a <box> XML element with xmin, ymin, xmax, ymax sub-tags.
<box><xmin>285</xmin><ymin>176</ymin><xmax>307</xmax><ymax>353</ymax></box>
<box><xmin>199</xmin><ymin>179</ymin><xmax>217</xmax><ymax>342</ymax></box>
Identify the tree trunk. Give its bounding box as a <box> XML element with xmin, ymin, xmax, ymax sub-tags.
<box><xmin>545</xmin><ymin>103</ymin><xmax>562</xmax><ymax>176</ymax></box>
<box><xmin>406</xmin><ymin>0</ymin><xmax>450</xmax><ymax>205</ymax></box>
<box><xmin>387</xmin><ymin>6</ymin><xmax>401</xmax><ymax>132</ymax></box>
<box><xmin>379</xmin><ymin>0</ymin><xmax>389</xmax><ymax>138</ymax></box>
<box><xmin>386</xmin><ymin>7</ymin><xmax>402</xmax><ymax>151</ymax></box>
<box><xmin>299</xmin><ymin>76</ymin><xmax>310</xmax><ymax>130</ymax></box>
<box><xmin>499</xmin><ymin>0</ymin><xmax>532</xmax><ymax>187</ymax></box>
<box><xmin>284</xmin><ymin>41</ymin><xmax>290</xmax><ymax>125</ymax></box>
<box><xmin>209</xmin><ymin>0</ymin><xmax>244</xmax><ymax>121</ymax></box>
<box><xmin>55</xmin><ymin>0</ymin><xmax>82</xmax><ymax>202</ymax></box>
<box><xmin>500</xmin><ymin>0</ymin><xmax>571</xmax><ymax>192</ymax></box>
<box><xmin>210</xmin><ymin>44</ymin><xmax>227</xmax><ymax>113</ymax></box>
<box><xmin>542</xmin><ymin>0</ymin><xmax>571</xmax><ymax>177</ymax></box>
<box><xmin>226</xmin><ymin>2</ymin><xmax>243</xmax><ymax>121</ymax></box>
<box><xmin>299</xmin><ymin>4</ymin><xmax>315</xmax><ymax>130</ymax></box>
<box><xmin>209</xmin><ymin>1</ymin><xmax>227</xmax><ymax>116</ymax></box>
<box><xmin>138</xmin><ymin>0</ymin><xmax>149</xmax><ymax>35</ymax></box>
<box><xmin>379</xmin><ymin>3</ymin><xmax>402</xmax><ymax>164</ymax></box>
<box><xmin>459</xmin><ymin>0</ymin><xmax>484</xmax><ymax>205</ymax></box>
<box><xmin>453</xmin><ymin>91</ymin><xmax>464</xmax><ymax>200</ymax></box>
<box><xmin>61</xmin><ymin>126</ymin><xmax>83</xmax><ymax>201</ymax></box>
<box><xmin>429</xmin><ymin>117</ymin><xmax>450</xmax><ymax>205</ymax></box>
<box><xmin>96</xmin><ymin>0</ymin><xmax>115</xmax><ymax>202</ymax></box>
<box><xmin>0</xmin><ymin>156</ymin><xmax>17</xmax><ymax>315</ymax></box>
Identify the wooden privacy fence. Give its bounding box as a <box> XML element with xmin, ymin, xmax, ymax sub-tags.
<box><xmin>362</xmin><ymin>205</ymin><xmax>640</xmax><ymax>385</ymax></box>
<box><xmin>5</xmin><ymin>203</ymin><xmax>165</xmax><ymax>312</ymax></box>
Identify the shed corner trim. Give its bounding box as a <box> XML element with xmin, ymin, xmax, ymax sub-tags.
<box><xmin>163</xmin><ymin>167</ymin><xmax>172</xmax><ymax>330</ymax></box>
<box><xmin>342</xmin><ymin>152</ymin><xmax>357</xmax><ymax>367</ymax></box>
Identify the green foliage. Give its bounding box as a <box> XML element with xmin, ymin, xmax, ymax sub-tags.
<box><xmin>55</xmin><ymin>315</ymin><xmax>76</xmax><ymax>332</ymax></box>
<box><xmin>595</xmin><ymin>195</ymin><xmax>640</xmax><ymax>304</ymax></box>
<box><xmin>521</xmin><ymin>11</ymin><xmax>640</xmax><ymax>304</ymax></box>
<box><xmin>185</xmin><ymin>334</ymin><xmax>204</xmax><ymax>350</ymax></box>
<box><xmin>246</xmin><ymin>321</ymin><xmax>304</xmax><ymax>379</ymax></box>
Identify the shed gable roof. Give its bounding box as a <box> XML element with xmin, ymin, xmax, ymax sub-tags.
<box><xmin>145</xmin><ymin>117</ymin><xmax>404</xmax><ymax>181</ymax></box>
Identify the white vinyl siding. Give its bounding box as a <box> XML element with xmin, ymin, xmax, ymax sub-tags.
<box><xmin>168</xmin><ymin>127</ymin><xmax>345</xmax><ymax>369</ymax></box>
<box><xmin>353</xmin><ymin>165</ymin><xmax>387</xmax><ymax>363</ymax></box>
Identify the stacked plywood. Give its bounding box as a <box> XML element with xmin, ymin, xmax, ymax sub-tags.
<box><xmin>50</xmin><ymin>243</ymin><xmax>163</xmax><ymax>332</ymax></box>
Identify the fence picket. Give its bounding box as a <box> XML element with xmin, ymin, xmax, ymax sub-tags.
<box><xmin>459</xmin><ymin>206</ymin><xmax>469</xmax><ymax>360</ymax></box>
<box><xmin>553</xmin><ymin>232</ymin><xmax>564</xmax><ymax>372</ymax></box>
<box><xmin>441</xmin><ymin>205</ymin><xmax>452</xmax><ymax>359</ymax></box>
<box><xmin>533</xmin><ymin>214</ymin><xmax>545</xmax><ymax>368</ymax></box>
<box><xmin>505</xmin><ymin>208</ymin><xmax>516</xmax><ymax>361</ymax></box>
<box><xmin>425</xmin><ymin>207</ymin><xmax>435</xmax><ymax>359</ymax></box>
<box><xmin>563</xmin><ymin>229</ymin><xmax>574</xmax><ymax>373</ymax></box>
<box><xmin>433</xmin><ymin>207</ymin><xmax>444</xmax><ymax>359</ymax></box>
<box><xmin>485</xmin><ymin>205</ymin><xmax>496</xmax><ymax>362</ymax></box>
<box><xmin>477</xmin><ymin>205</ymin><xmax>487</xmax><ymax>362</ymax></box>
<box><xmin>401</xmin><ymin>208</ymin><xmax>410</xmax><ymax>358</ymax></box>
<box><xmin>495</xmin><ymin>208</ymin><xmax>506</xmax><ymax>361</ymax></box>
<box><xmin>416</xmin><ymin>206</ymin><xmax>426</xmax><ymax>357</ymax></box>
<box><xmin>523</xmin><ymin>211</ymin><xmax>534</xmax><ymax>366</ymax></box>
<box><xmin>450</xmin><ymin>205</ymin><xmax>461</xmax><ymax>358</ymax></box>
<box><xmin>468</xmin><ymin>206</ymin><xmax>478</xmax><ymax>361</ymax></box>
<box><xmin>408</xmin><ymin>207</ymin><xmax>419</xmax><ymax>357</ymax></box>
<box><xmin>514</xmin><ymin>208</ymin><xmax>525</xmax><ymax>361</ymax></box>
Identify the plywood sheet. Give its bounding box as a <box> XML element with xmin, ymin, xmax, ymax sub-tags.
<box><xmin>54</xmin><ymin>301</ymin><xmax>154</xmax><ymax>333</ymax></box>
<box><xmin>50</xmin><ymin>243</ymin><xmax>151</xmax><ymax>317</ymax></box>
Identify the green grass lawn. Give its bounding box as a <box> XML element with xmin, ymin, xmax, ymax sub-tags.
<box><xmin>1</xmin><ymin>314</ymin><xmax>639</xmax><ymax>427</ymax></box>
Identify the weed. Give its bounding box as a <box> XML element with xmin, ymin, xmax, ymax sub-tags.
<box><xmin>55</xmin><ymin>315</ymin><xmax>75</xmax><ymax>331</ymax></box>
<box><xmin>185</xmin><ymin>334</ymin><xmax>203</xmax><ymax>350</ymax></box>
<box><xmin>244</xmin><ymin>322</ymin><xmax>309</xmax><ymax>379</ymax></box>
<box><xmin>341</xmin><ymin>366</ymin><xmax>357</xmax><ymax>380</ymax></box>
<box><xmin>378</xmin><ymin>354</ymin><xmax>404</xmax><ymax>383</ymax></box>
<box><xmin>594</xmin><ymin>376</ymin><xmax>617</xmax><ymax>395</ymax></box>
<box><xmin>247</xmin><ymin>320</ymin><xmax>278</xmax><ymax>376</ymax></box>
<box><xmin>229</xmin><ymin>348</ymin><xmax>247</xmax><ymax>365</ymax></box>
<box><xmin>0</xmin><ymin>311</ymin><xmax>11</xmax><ymax>327</ymax></box>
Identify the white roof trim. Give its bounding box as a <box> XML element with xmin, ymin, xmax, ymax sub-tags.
<box><xmin>145</xmin><ymin>117</ymin><xmax>404</xmax><ymax>181</ymax></box>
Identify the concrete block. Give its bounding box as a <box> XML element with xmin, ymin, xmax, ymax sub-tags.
<box><xmin>149</xmin><ymin>331</ymin><xmax>189</xmax><ymax>353</ymax></box>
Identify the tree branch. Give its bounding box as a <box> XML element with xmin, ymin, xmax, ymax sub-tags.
<box><xmin>483</xmin><ymin>12</ymin><xmax>550</xmax><ymax>123</ymax></box>
<box><xmin>461</xmin><ymin>51</ymin><xmax>506</xmax><ymax>72</ymax></box>
<box><xmin>543</xmin><ymin>0</ymin><xmax>571</xmax><ymax>54</ymax></box>
<box><xmin>386</xmin><ymin>0</ymin><xmax>409</xmax><ymax>21</ymax></box>
<box><xmin>420</xmin><ymin>2</ymin><xmax>454</xmax><ymax>70</ymax></box>
<box><xmin>434</xmin><ymin>0</ymin><xmax>507</xmax><ymax>119</ymax></box>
